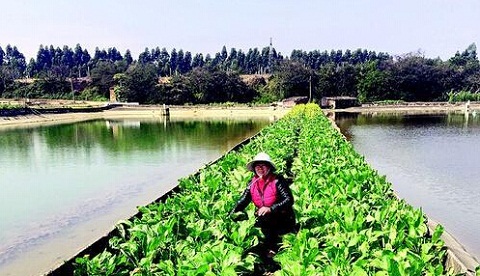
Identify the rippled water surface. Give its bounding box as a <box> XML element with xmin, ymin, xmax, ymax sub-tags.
<box><xmin>336</xmin><ymin>112</ymin><xmax>480</xmax><ymax>260</ymax></box>
<box><xmin>0</xmin><ymin>117</ymin><xmax>272</xmax><ymax>275</ymax></box>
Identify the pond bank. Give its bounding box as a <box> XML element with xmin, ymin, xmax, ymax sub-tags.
<box><xmin>338</xmin><ymin>101</ymin><xmax>480</xmax><ymax>113</ymax></box>
<box><xmin>0</xmin><ymin>105</ymin><xmax>290</xmax><ymax>129</ymax></box>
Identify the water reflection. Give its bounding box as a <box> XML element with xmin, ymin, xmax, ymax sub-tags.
<box><xmin>0</xmin><ymin>117</ymin><xmax>270</xmax><ymax>275</ymax></box>
<box><xmin>0</xmin><ymin>118</ymin><xmax>267</xmax><ymax>155</ymax></box>
<box><xmin>335</xmin><ymin>111</ymin><xmax>480</xmax><ymax>260</ymax></box>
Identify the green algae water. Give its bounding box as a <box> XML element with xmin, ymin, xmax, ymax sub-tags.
<box><xmin>335</xmin><ymin>111</ymin><xmax>480</xmax><ymax>261</ymax></box>
<box><xmin>0</xmin><ymin>117</ymin><xmax>272</xmax><ymax>276</ymax></box>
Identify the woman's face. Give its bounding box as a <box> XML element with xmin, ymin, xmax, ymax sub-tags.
<box><xmin>254</xmin><ymin>162</ymin><xmax>271</xmax><ymax>178</ymax></box>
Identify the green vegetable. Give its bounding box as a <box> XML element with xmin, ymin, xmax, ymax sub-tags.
<box><xmin>74</xmin><ymin>104</ymin><xmax>452</xmax><ymax>275</ymax></box>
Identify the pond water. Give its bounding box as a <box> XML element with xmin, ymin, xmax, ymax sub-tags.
<box><xmin>335</xmin><ymin>111</ymin><xmax>480</xmax><ymax>260</ymax></box>
<box><xmin>0</xmin><ymin>117</ymin><xmax>272</xmax><ymax>276</ymax></box>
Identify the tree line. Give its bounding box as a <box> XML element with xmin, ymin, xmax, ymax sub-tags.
<box><xmin>0</xmin><ymin>43</ymin><xmax>479</xmax><ymax>104</ymax></box>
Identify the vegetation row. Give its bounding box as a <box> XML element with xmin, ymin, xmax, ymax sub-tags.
<box><xmin>72</xmin><ymin>104</ymin><xmax>461</xmax><ymax>275</ymax></box>
<box><xmin>0</xmin><ymin>43</ymin><xmax>479</xmax><ymax>105</ymax></box>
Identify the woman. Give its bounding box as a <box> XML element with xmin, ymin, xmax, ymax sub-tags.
<box><xmin>231</xmin><ymin>152</ymin><xmax>296</xmax><ymax>256</ymax></box>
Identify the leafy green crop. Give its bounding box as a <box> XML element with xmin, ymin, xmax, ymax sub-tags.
<box><xmin>274</xmin><ymin>104</ymin><xmax>452</xmax><ymax>275</ymax></box>
<box><xmin>73</xmin><ymin>104</ymin><xmax>453</xmax><ymax>275</ymax></box>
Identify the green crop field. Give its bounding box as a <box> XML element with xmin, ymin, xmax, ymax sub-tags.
<box><xmin>73</xmin><ymin>104</ymin><xmax>459</xmax><ymax>275</ymax></box>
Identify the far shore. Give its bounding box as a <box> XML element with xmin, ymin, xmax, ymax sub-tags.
<box><xmin>1</xmin><ymin>102</ymin><xmax>480</xmax><ymax>129</ymax></box>
<box><xmin>336</xmin><ymin>101</ymin><xmax>480</xmax><ymax>113</ymax></box>
<box><xmin>0</xmin><ymin>105</ymin><xmax>291</xmax><ymax>129</ymax></box>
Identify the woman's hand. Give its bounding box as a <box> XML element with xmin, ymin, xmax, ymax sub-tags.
<box><xmin>257</xmin><ymin>207</ymin><xmax>271</xmax><ymax>216</ymax></box>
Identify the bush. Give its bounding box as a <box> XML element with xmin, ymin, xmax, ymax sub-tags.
<box><xmin>0</xmin><ymin>103</ymin><xmax>22</xmax><ymax>110</ymax></box>
<box><xmin>78</xmin><ymin>87</ymin><xmax>108</xmax><ymax>101</ymax></box>
<box><xmin>447</xmin><ymin>90</ymin><xmax>480</xmax><ymax>103</ymax></box>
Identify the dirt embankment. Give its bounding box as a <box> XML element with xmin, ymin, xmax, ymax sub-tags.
<box><xmin>337</xmin><ymin>101</ymin><xmax>480</xmax><ymax>113</ymax></box>
<box><xmin>0</xmin><ymin>104</ymin><xmax>290</xmax><ymax>128</ymax></box>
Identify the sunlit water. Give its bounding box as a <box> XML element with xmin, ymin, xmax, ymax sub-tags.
<box><xmin>0</xmin><ymin>117</ymin><xmax>272</xmax><ymax>275</ymax></box>
<box><xmin>336</xmin><ymin>112</ymin><xmax>480</xmax><ymax>260</ymax></box>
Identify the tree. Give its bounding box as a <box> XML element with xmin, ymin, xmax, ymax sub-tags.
<box><xmin>192</xmin><ymin>53</ymin><xmax>204</xmax><ymax>69</ymax></box>
<box><xmin>265</xmin><ymin>60</ymin><xmax>313</xmax><ymax>100</ymax></box>
<box><xmin>0</xmin><ymin>46</ymin><xmax>4</xmax><ymax>66</ymax></box>
<box><xmin>389</xmin><ymin>54</ymin><xmax>445</xmax><ymax>101</ymax></box>
<box><xmin>343</xmin><ymin>49</ymin><xmax>352</xmax><ymax>64</ymax></box>
<box><xmin>290</xmin><ymin>49</ymin><xmax>305</xmax><ymax>63</ymax></box>
<box><xmin>0</xmin><ymin>47</ymin><xmax>6</xmax><ymax>94</ymax></box>
<box><xmin>170</xmin><ymin>48</ymin><xmax>178</xmax><ymax>75</ymax></box>
<box><xmin>159</xmin><ymin>48</ymin><xmax>170</xmax><ymax>76</ymax></box>
<box><xmin>334</xmin><ymin>64</ymin><xmax>358</xmax><ymax>96</ymax></box>
<box><xmin>209</xmin><ymin>53</ymin><xmax>222</xmax><ymax>70</ymax></box>
<box><xmin>114</xmin><ymin>63</ymin><xmax>159</xmax><ymax>103</ymax></box>
<box><xmin>448</xmin><ymin>43</ymin><xmax>480</xmax><ymax>91</ymax></box>
<box><xmin>204</xmin><ymin>54</ymin><xmax>212</xmax><ymax>68</ymax></box>
<box><xmin>357</xmin><ymin>61</ymin><xmax>391</xmax><ymax>102</ymax></box>
<box><xmin>260</xmin><ymin>47</ymin><xmax>270</xmax><ymax>73</ymax></box>
<box><xmin>124</xmin><ymin>49</ymin><xmax>133</xmax><ymax>66</ymax></box>
<box><xmin>26</xmin><ymin>58</ymin><xmax>37</xmax><ymax>78</ymax></box>
<box><xmin>466</xmin><ymin>71</ymin><xmax>480</xmax><ymax>92</ymax></box>
<box><xmin>114</xmin><ymin>59</ymin><xmax>129</xmax><ymax>73</ymax></box>
<box><xmin>73</xmin><ymin>44</ymin><xmax>85</xmax><ymax>77</ymax></box>
<box><xmin>177</xmin><ymin>49</ymin><xmax>185</xmax><ymax>74</ymax></box>
<box><xmin>3</xmin><ymin>45</ymin><xmax>27</xmax><ymax>79</ymax></box>
<box><xmin>157</xmin><ymin>68</ymin><xmax>256</xmax><ymax>104</ymax></box>
<box><xmin>161</xmin><ymin>76</ymin><xmax>192</xmax><ymax>104</ymax></box>
<box><xmin>61</xmin><ymin>45</ymin><xmax>75</xmax><ymax>77</ymax></box>
<box><xmin>107</xmin><ymin>47</ymin><xmax>122</xmax><ymax>62</ymax></box>
<box><xmin>182</xmin><ymin>51</ymin><xmax>192</xmax><ymax>73</ymax></box>
<box><xmin>89</xmin><ymin>61</ymin><xmax>117</xmax><ymax>97</ymax></box>
<box><xmin>245</xmin><ymin>48</ymin><xmax>260</xmax><ymax>74</ymax></box>
<box><xmin>138</xmin><ymin>47</ymin><xmax>151</xmax><ymax>64</ymax></box>
<box><xmin>221</xmin><ymin>46</ymin><xmax>228</xmax><ymax>64</ymax></box>
<box><xmin>82</xmin><ymin>49</ymin><xmax>91</xmax><ymax>76</ymax></box>
<box><xmin>449</xmin><ymin>43</ymin><xmax>478</xmax><ymax>70</ymax></box>
<box><xmin>227</xmin><ymin>48</ymin><xmax>238</xmax><ymax>71</ymax></box>
<box><xmin>316</xmin><ymin>63</ymin><xmax>337</xmax><ymax>98</ymax></box>
<box><xmin>184</xmin><ymin>68</ymin><xmax>254</xmax><ymax>103</ymax></box>
<box><xmin>236</xmin><ymin>50</ymin><xmax>246</xmax><ymax>72</ymax></box>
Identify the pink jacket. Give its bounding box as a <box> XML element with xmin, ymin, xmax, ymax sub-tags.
<box><xmin>249</xmin><ymin>175</ymin><xmax>278</xmax><ymax>208</ymax></box>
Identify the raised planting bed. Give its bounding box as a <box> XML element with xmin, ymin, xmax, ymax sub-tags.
<box><xmin>48</xmin><ymin>104</ymin><xmax>476</xmax><ymax>275</ymax></box>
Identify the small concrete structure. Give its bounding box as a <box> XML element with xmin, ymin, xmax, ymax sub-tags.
<box><xmin>321</xmin><ymin>96</ymin><xmax>360</xmax><ymax>109</ymax></box>
<box><xmin>109</xmin><ymin>87</ymin><xmax>117</xmax><ymax>102</ymax></box>
<box><xmin>162</xmin><ymin>104</ymin><xmax>170</xmax><ymax>117</ymax></box>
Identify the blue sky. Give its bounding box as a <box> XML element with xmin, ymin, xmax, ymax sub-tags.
<box><xmin>1</xmin><ymin>0</ymin><xmax>479</xmax><ymax>61</ymax></box>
